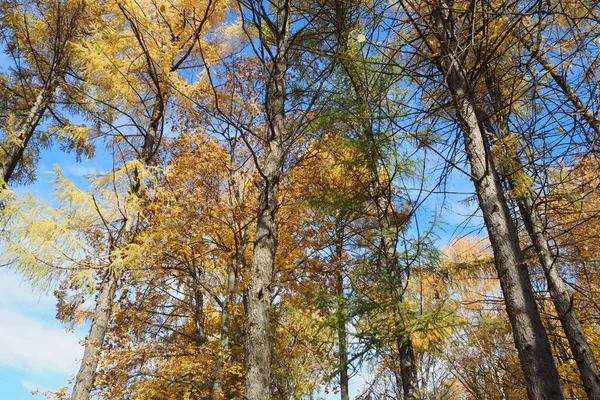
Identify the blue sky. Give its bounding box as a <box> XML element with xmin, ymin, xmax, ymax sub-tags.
<box><xmin>0</xmin><ymin>145</ymin><xmax>110</xmax><ymax>399</ymax></box>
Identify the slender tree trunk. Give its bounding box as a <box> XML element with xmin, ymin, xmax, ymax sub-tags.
<box><xmin>334</xmin><ymin>222</ymin><xmax>349</xmax><ymax>400</ymax></box>
<box><xmin>70</xmin><ymin>102</ymin><xmax>161</xmax><ymax>400</ymax></box>
<box><xmin>485</xmin><ymin>76</ymin><xmax>600</xmax><ymax>399</ymax></box>
<box><xmin>70</xmin><ymin>269</ymin><xmax>118</xmax><ymax>400</ymax></box>
<box><xmin>1</xmin><ymin>81</ymin><xmax>56</xmax><ymax>185</ymax></box>
<box><xmin>517</xmin><ymin>194</ymin><xmax>600</xmax><ymax>399</ymax></box>
<box><xmin>243</xmin><ymin>2</ymin><xmax>290</xmax><ymax>398</ymax></box>
<box><xmin>330</xmin><ymin>1</ymin><xmax>420</xmax><ymax>395</ymax></box>
<box><xmin>376</xmin><ymin>194</ymin><xmax>419</xmax><ymax>400</ymax></box>
<box><xmin>428</xmin><ymin>3</ymin><xmax>564</xmax><ymax>398</ymax></box>
<box><xmin>211</xmin><ymin>218</ymin><xmax>248</xmax><ymax>399</ymax></box>
<box><xmin>193</xmin><ymin>284</ymin><xmax>205</xmax><ymax>345</ymax></box>
<box><xmin>517</xmin><ymin>33</ymin><xmax>600</xmax><ymax>138</ymax></box>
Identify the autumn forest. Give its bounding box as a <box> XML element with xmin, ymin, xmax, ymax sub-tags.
<box><xmin>1</xmin><ymin>0</ymin><xmax>599</xmax><ymax>399</ymax></box>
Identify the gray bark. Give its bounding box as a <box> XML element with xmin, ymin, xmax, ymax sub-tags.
<box><xmin>194</xmin><ymin>284</ymin><xmax>205</xmax><ymax>345</ymax></box>
<box><xmin>211</xmin><ymin>184</ymin><xmax>249</xmax><ymax>399</ymax></box>
<box><xmin>430</xmin><ymin>2</ymin><xmax>564</xmax><ymax>398</ymax></box>
<box><xmin>1</xmin><ymin>81</ymin><xmax>56</xmax><ymax>185</ymax></box>
<box><xmin>376</xmin><ymin>194</ymin><xmax>419</xmax><ymax>400</ymax></box>
<box><xmin>331</xmin><ymin>0</ymin><xmax>420</xmax><ymax>394</ymax></box>
<box><xmin>243</xmin><ymin>1</ymin><xmax>290</xmax><ymax>398</ymax></box>
<box><xmin>517</xmin><ymin>33</ymin><xmax>600</xmax><ymax>138</ymax></box>
<box><xmin>70</xmin><ymin>104</ymin><xmax>161</xmax><ymax>400</ymax></box>
<box><xmin>334</xmin><ymin>223</ymin><xmax>349</xmax><ymax>400</ymax></box>
<box><xmin>70</xmin><ymin>269</ymin><xmax>118</xmax><ymax>400</ymax></box>
<box><xmin>485</xmin><ymin>75</ymin><xmax>600</xmax><ymax>399</ymax></box>
<box><xmin>517</xmin><ymin>194</ymin><xmax>600</xmax><ymax>399</ymax></box>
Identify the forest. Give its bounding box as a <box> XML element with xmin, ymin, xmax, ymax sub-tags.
<box><xmin>0</xmin><ymin>0</ymin><xmax>599</xmax><ymax>399</ymax></box>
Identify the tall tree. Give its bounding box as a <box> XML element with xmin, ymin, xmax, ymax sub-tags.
<box><xmin>0</xmin><ymin>0</ymin><xmax>88</xmax><ymax>186</ymax></box>
<box><xmin>235</xmin><ymin>1</ymin><xmax>290</xmax><ymax>397</ymax></box>
<box><xmin>327</xmin><ymin>2</ymin><xmax>420</xmax><ymax>396</ymax></box>
<box><xmin>394</xmin><ymin>1</ymin><xmax>564</xmax><ymax>397</ymax></box>
<box><xmin>484</xmin><ymin>70</ymin><xmax>600</xmax><ymax>398</ymax></box>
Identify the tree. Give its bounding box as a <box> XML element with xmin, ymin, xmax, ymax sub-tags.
<box><xmin>390</xmin><ymin>1</ymin><xmax>564</xmax><ymax>397</ymax></box>
<box><xmin>0</xmin><ymin>0</ymin><xmax>90</xmax><ymax>187</ymax></box>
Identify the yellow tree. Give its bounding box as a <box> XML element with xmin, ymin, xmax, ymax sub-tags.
<box><xmin>0</xmin><ymin>0</ymin><xmax>92</xmax><ymax>186</ymax></box>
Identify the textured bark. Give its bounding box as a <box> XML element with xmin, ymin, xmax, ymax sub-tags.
<box><xmin>333</xmin><ymin>1</ymin><xmax>420</xmax><ymax>387</ymax></box>
<box><xmin>1</xmin><ymin>0</ymin><xmax>81</xmax><ymax>187</ymax></box>
<box><xmin>70</xmin><ymin>270</ymin><xmax>118</xmax><ymax>400</ymax></box>
<box><xmin>485</xmin><ymin>75</ymin><xmax>600</xmax><ymax>399</ymax></box>
<box><xmin>377</xmin><ymin>193</ymin><xmax>419</xmax><ymax>400</ymax></box>
<box><xmin>243</xmin><ymin>2</ymin><xmax>290</xmax><ymax>398</ymax></box>
<box><xmin>0</xmin><ymin>81</ymin><xmax>56</xmax><ymax>185</ymax></box>
<box><xmin>211</xmin><ymin>206</ymin><xmax>248</xmax><ymax>400</ymax></box>
<box><xmin>430</xmin><ymin>3</ymin><xmax>564</xmax><ymax>398</ymax></box>
<box><xmin>194</xmin><ymin>285</ymin><xmax>205</xmax><ymax>345</ymax></box>
<box><xmin>517</xmin><ymin>194</ymin><xmax>600</xmax><ymax>399</ymax></box>
<box><xmin>70</xmin><ymin>105</ymin><xmax>161</xmax><ymax>400</ymax></box>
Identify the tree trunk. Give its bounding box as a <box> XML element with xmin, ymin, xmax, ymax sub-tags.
<box><xmin>517</xmin><ymin>194</ymin><xmax>600</xmax><ymax>399</ymax></box>
<box><xmin>243</xmin><ymin>2</ymin><xmax>290</xmax><ymax>398</ymax></box>
<box><xmin>70</xmin><ymin>269</ymin><xmax>118</xmax><ymax>400</ymax></box>
<box><xmin>330</xmin><ymin>1</ymin><xmax>420</xmax><ymax>395</ymax></box>
<box><xmin>193</xmin><ymin>284</ymin><xmax>205</xmax><ymax>345</ymax></box>
<box><xmin>335</xmin><ymin>222</ymin><xmax>350</xmax><ymax>400</ymax></box>
<box><xmin>517</xmin><ymin>33</ymin><xmax>600</xmax><ymax>138</ymax></box>
<box><xmin>211</xmin><ymin>211</ymin><xmax>248</xmax><ymax>400</ymax></box>
<box><xmin>377</xmin><ymin>193</ymin><xmax>419</xmax><ymax>400</ymax></box>
<box><xmin>1</xmin><ymin>81</ymin><xmax>55</xmax><ymax>185</ymax></box>
<box><xmin>429</xmin><ymin>3</ymin><xmax>564</xmax><ymax>398</ymax></box>
<box><xmin>485</xmin><ymin>74</ymin><xmax>600</xmax><ymax>399</ymax></box>
<box><xmin>70</xmin><ymin>101</ymin><xmax>161</xmax><ymax>400</ymax></box>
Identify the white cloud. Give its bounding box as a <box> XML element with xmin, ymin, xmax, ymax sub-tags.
<box><xmin>62</xmin><ymin>162</ymin><xmax>98</xmax><ymax>178</ymax></box>
<box><xmin>0</xmin><ymin>307</ymin><xmax>82</xmax><ymax>375</ymax></box>
<box><xmin>0</xmin><ymin>270</ymin><xmax>55</xmax><ymax>310</ymax></box>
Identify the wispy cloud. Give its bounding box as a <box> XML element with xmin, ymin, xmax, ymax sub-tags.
<box><xmin>0</xmin><ymin>270</ymin><xmax>55</xmax><ymax>310</ymax></box>
<box><xmin>0</xmin><ymin>308</ymin><xmax>82</xmax><ymax>374</ymax></box>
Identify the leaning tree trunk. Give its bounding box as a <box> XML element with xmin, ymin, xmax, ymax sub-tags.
<box><xmin>1</xmin><ymin>80</ymin><xmax>56</xmax><ymax>185</ymax></box>
<box><xmin>70</xmin><ymin>100</ymin><xmax>161</xmax><ymax>400</ymax></box>
<box><xmin>429</xmin><ymin>2</ymin><xmax>564</xmax><ymax>398</ymax></box>
<box><xmin>485</xmin><ymin>77</ymin><xmax>600</xmax><ymax>399</ymax></box>
<box><xmin>243</xmin><ymin>1</ymin><xmax>290</xmax><ymax>398</ymax></box>
<box><xmin>517</xmin><ymin>32</ymin><xmax>600</xmax><ymax>138</ymax></box>
<box><xmin>516</xmin><ymin>194</ymin><xmax>600</xmax><ymax>399</ymax></box>
<box><xmin>70</xmin><ymin>270</ymin><xmax>118</xmax><ymax>400</ymax></box>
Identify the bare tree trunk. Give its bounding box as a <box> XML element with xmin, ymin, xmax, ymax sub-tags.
<box><xmin>70</xmin><ymin>269</ymin><xmax>118</xmax><ymax>400</ymax></box>
<box><xmin>193</xmin><ymin>284</ymin><xmax>205</xmax><ymax>345</ymax></box>
<box><xmin>485</xmin><ymin>75</ymin><xmax>600</xmax><ymax>399</ymax></box>
<box><xmin>243</xmin><ymin>1</ymin><xmax>290</xmax><ymax>398</ymax></box>
<box><xmin>517</xmin><ymin>33</ymin><xmax>600</xmax><ymax>138</ymax></box>
<box><xmin>517</xmin><ymin>194</ymin><xmax>600</xmax><ymax>399</ymax></box>
<box><xmin>1</xmin><ymin>0</ymin><xmax>83</xmax><ymax>187</ymax></box>
<box><xmin>428</xmin><ymin>3</ymin><xmax>564</xmax><ymax>398</ymax></box>
<box><xmin>1</xmin><ymin>81</ymin><xmax>56</xmax><ymax>185</ymax></box>
<box><xmin>376</xmin><ymin>194</ymin><xmax>419</xmax><ymax>400</ymax></box>
<box><xmin>211</xmin><ymin>209</ymin><xmax>248</xmax><ymax>399</ymax></box>
<box><xmin>330</xmin><ymin>1</ymin><xmax>420</xmax><ymax>395</ymax></box>
<box><xmin>70</xmin><ymin>104</ymin><xmax>161</xmax><ymax>400</ymax></box>
<box><xmin>334</xmin><ymin>222</ymin><xmax>350</xmax><ymax>400</ymax></box>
